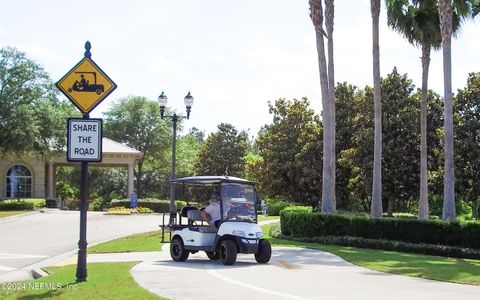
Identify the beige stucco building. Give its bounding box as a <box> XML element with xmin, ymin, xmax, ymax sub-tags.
<box><xmin>0</xmin><ymin>138</ymin><xmax>141</xmax><ymax>199</ymax></box>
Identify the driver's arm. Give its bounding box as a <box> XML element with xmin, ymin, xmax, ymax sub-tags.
<box><xmin>200</xmin><ymin>209</ymin><xmax>212</xmax><ymax>222</ymax></box>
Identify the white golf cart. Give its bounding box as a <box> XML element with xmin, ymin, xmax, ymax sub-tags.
<box><xmin>162</xmin><ymin>176</ymin><xmax>271</xmax><ymax>265</ymax></box>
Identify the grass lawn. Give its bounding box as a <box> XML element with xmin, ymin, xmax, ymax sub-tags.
<box><xmin>261</xmin><ymin>223</ymin><xmax>480</xmax><ymax>286</ymax></box>
<box><xmin>258</xmin><ymin>215</ymin><xmax>280</xmax><ymax>222</ymax></box>
<box><xmin>0</xmin><ymin>262</ymin><xmax>164</xmax><ymax>299</ymax></box>
<box><xmin>0</xmin><ymin>211</ymin><xmax>28</xmax><ymax>218</ymax></box>
<box><xmin>88</xmin><ymin>231</ymin><xmax>163</xmax><ymax>254</ymax></box>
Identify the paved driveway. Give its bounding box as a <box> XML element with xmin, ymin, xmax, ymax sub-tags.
<box><xmin>0</xmin><ymin>209</ymin><xmax>164</xmax><ymax>282</ymax></box>
<box><xmin>131</xmin><ymin>245</ymin><xmax>480</xmax><ymax>300</ymax></box>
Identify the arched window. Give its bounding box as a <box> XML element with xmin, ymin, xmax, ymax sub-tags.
<box><xmin>6</xmin><ymin>165</ymin><xmax>32</xmax><ymax>198</ymax></box>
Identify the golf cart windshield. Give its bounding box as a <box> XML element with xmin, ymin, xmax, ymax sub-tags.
<box><xmin>221</xmin><ymin>183</ymin><xmax>257</xmax><ymax>223</ymax></box>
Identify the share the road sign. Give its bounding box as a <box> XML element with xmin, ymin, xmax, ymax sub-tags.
<box><xmin>67</xmin><ymin>118</ymin><xmax>102</xmax><ymax>162</ymax></box>
<box><xmin>56</xmin><ymin>57</ymin><xmax>117</xmax><ymax>113</ymax></box>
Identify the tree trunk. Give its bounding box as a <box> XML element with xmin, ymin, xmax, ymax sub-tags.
<box><xmin>418</xmin><ymin>43</ymin><xmax>431</xmax><ymax>220</ymax></box>
<box><xmin>371</xmin><ymin>0</ymin><xmax>383</xmax><ymax>219</ymax></box>
<box><xmin>439</xmin><ymin>0</ymin><xmax>456</xmax><ymax>221</ymax></box>
<box><xmin>323</xmin><ymin>0</ymin><xmax>336</xmax><ymax>213</ymax></box>
<box><xmin>309</xmin><ymin>0</ymin><xmax>334</xmax><ymax>214</ymax></box>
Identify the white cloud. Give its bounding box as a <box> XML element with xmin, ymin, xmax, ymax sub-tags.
<box><xmin>14</xmin><ymin>44</ymin><xmax>68</xmax><ymax>62</ymax></box>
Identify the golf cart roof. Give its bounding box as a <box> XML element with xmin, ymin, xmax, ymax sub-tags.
<box><xmin>170</xmin><ymin>176</ymin><xmax>255</xmax><ymax>186</ymax></box>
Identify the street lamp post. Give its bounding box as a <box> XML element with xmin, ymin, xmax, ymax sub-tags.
<box><xmin>158</xmin><ymin>91</ymin><xmax>194</xmax><ymax>222</ymax></box>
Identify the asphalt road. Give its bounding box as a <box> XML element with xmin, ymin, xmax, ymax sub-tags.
<box><xmin>131</xmin><ymin>245</ymin><xmax>480</xmax><ymax>300</ymax></box>
<box><xmin>0</xmin><ymin>209</ymin><xmax>164</xmax><ymax>282</ymax></box>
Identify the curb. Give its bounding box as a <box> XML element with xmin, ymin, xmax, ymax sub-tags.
<box><xmin>31</xmin><ymin>268</ymin><xmax>49</xmax><ymax>279</ymax></box>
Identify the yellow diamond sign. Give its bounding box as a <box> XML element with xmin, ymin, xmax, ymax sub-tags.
<box><xmin>56</xmin><ymin>57</ymin><xmax>117</xmax><ymax>113</ymax></box>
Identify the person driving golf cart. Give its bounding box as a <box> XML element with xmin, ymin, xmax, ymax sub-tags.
<box><xmin>200</xmin><ymin>193</ymin><xmax>222</xmax><ymax>227</ymax></box>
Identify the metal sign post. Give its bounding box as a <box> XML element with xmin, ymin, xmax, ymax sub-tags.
<box><xmin>77</xmin><ymin>113</ymin><xmax>89</xmax><ymax>282</ymax></box>
<box><xmin>56</xmin><ymin>41</ymin><xmax>116</xmax><ymax>282</ymax></box>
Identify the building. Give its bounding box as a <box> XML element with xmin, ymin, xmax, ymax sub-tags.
<box><xmin>0</xmin><ymin>138</ymin><xmax>141</xmax><ymax>199</ymax></box>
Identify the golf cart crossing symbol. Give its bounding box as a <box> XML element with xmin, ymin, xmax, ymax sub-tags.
<box><xmin>56</xmin><ymin>57</ymin><xmax>117</xmax><ymax>113</ymax></box>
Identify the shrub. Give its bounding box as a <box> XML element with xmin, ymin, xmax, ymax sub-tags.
<box><xmin>382</xmin><ymin>212</ymin><xmax>417</xmax><ymax>219</ymax></box>
<box><xmin>135</xmin><ymin>207</ymin><xmax>154</xmax><ymax>214</ymax></box>
<box><xmin>265</xmin><ymin>196</ymin><xmax>309</xmax><ymax>216</ymax></box>
<box><xmin>106</xmin><ymin>207</ymin><xmax>132</xmax><ymax>215</ymax></box>
<box><xmin>110</xmin><ymin>198</ymin><xmax>186</xmax><ymax>213</ymax></box>
<box><xmin>105</xmin><ymin>206</ymin><xmax>153</xmax><ymax>215</ymax></box>
<box><xmin>430</xmin><ymin>196</ymin><xmax>472</xmax><ymax>217</ymax></box>
<box><xmin>90</xmin><ymin>198</ymin><xmax>109</xmax><ymax>211</ymax></box>
<box><xmin>56</xmin><ymin>181</ymin><xmax>78</xmax><ymax>199</ymax></box>
<box><xmin>283</xmin><ymin>206</ymin><xmax>312</xmax><ymax>213</ymax></box>
<box><xmin>269</xmin><ymin>222</ymin><xmax>282</xmax><ymax>238</ymax></box>
<box><xmin>280</xmin><ymin>211</ymin><xmax>480</xmax><ymax>249</ymax></box>
<box><xmin>0</xmin><ymin>200</ymin><xmax>35</xmax><ymax>210</ymax></box>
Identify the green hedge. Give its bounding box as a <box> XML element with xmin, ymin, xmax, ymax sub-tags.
<box><xmin>280</xmin><ymin>211</ymin><xmax>480</xmax><ymax>250</ymax></box>
<box><xmin>265</xmin><ymin>197</ymin><xmax>310</xmax><ymax>216</ymax></box>
<box><xmin>283</xmin><ymin>206</ymin><xmax>312</xmax><ymax>213</ymax></box>
<box><xmin>110</xmin><ymin>198</ymin><xmax>186</xmax><ymax>213</ymax></box>
<box><xmin>0</xmin><ymin>199</ymin><xmax>43</xmax><ymax>210</ymax></box>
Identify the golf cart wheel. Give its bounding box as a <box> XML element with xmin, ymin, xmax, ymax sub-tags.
<box><xmin>255</xmin><ymin>239</ymin><xmax>271</xmax><ymax>264</ymax></box>
<box><xmin>205</xmin><ymin>251</ymin><xmax>219</xmax><ymax>260</ymax></box>
<box><xmin>96</xmin><ymin>89</ymin><xmax>102</xmax><ymax>95</ymax></box>
<box><xmin>170</xmin><ymin>237</ymin><xmax>189</xmax><ymax>262</ymax></box>
<box><xmin>219</xmin><ymin>239</ymin><xmax>237</xmax><ymax>265</ymax></box>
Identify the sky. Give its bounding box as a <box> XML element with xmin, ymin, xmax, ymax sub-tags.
<box><xmin>1</xmin><ymin>0</ymin><xmax>479</xmax><ymax>137</ymax></box>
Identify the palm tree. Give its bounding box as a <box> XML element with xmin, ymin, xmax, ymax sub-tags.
<box><xmin>309</xmin><ymin>0</ymin><xmax>336</xmax><ymax>214</ymax></box>
<box><xmin>371</xmin><ymin>0</ymin><xmax>383</xmax><ymax>219</ymax></box>
<box><xmin>438</xmin><ymin>0</ymin><xmax>455</xmax><ymax>220</ymax></box>
<box><xmin>386</xmin><ymin>0</ymin><xmax>442</xmax><ymax>220</ymax></box>
<box><xmin>438</xmin><ymin>0</ymin><xmax>479</xmax><ymax>220</ymax></box>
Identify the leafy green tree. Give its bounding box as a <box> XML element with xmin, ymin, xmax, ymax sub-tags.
<box><xmin>36</xmin><ymin>97</ymin><xmax>79</xmax><ymax>154</ymax></box>
<box><xmin>176</xmin><ymin>132</ymin><xmax>203</xmax><ymax>178</ymax></box>
<box><xmin>454</xmin><ymin>72</ymin><xmax>480</xmax><ymax>219</ymax></box>
<box><xmin>195</xmin><ymin>123</ymin><xmax>247</xmax><ymax>177</ymax></box>
<box><xmin>244</xmin><ymin>151</ymin><xmax>263</xmax><ymax>182</ymax></box>
<box><xmin>0</xmin><ymin>47</ymin><xmax>76</xmax><ymax>155</ymax></box>
<box><xmin>88</xmin><ymin>168</ymin><xmax>127</xmax><ymax>202</ymax></box>
<box><xmin>336</xmin><ymin>82</ymin><xmax>360</xmax><ymax>209</ymax></box>
<box><xmin>381</xmin><ymin>68</ymin><xmax>420</xmax><ymax>215</ymax></box>
<box><xmin>342</xmin><ymin>87</ymin><xmax>375</xmax><ymax>212</ymax></box>
<box><xmin>256</xmin><ymin>98</ymin><xmax>323</xmax><ymax>204</ymax></box>
<box><xmin>344</xmin><ymin>69</ymin><xmax>438</xmax><ymax>214</ymax></box>
<box><xmin>188</xmin><ymin>127</ymin><xmax>205</xmax><ymax>143</ymax></box>
<box><xmin>104</xmin><ymin>96</ymin><xmax>173</xmax><ymax>196</ymax></box>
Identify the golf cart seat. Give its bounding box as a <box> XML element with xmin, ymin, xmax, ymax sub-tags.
<box><xmin>187</xmin><ymin>209</ymin><xmax>202</xmax><ymax>221</ymax></box>
<box><xmin>181</xmin><ymin>206</ymin><xmax>198</xmax><ymax>218</ymax></box>
<box><xmin>187</xmin><ymin>210</ymin><xmax>217</xmax><ymax>233</ymax></box>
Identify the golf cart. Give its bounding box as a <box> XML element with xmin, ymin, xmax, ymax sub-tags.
<box><xmin>161</xmin><ymin>176</ymin><xmax>271</xmax><ymax>265</ymax></box>
<box><xmin>68</xmin><ymin>71</ymin><xmax>105</xmax><ymax>95</ymax></box>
